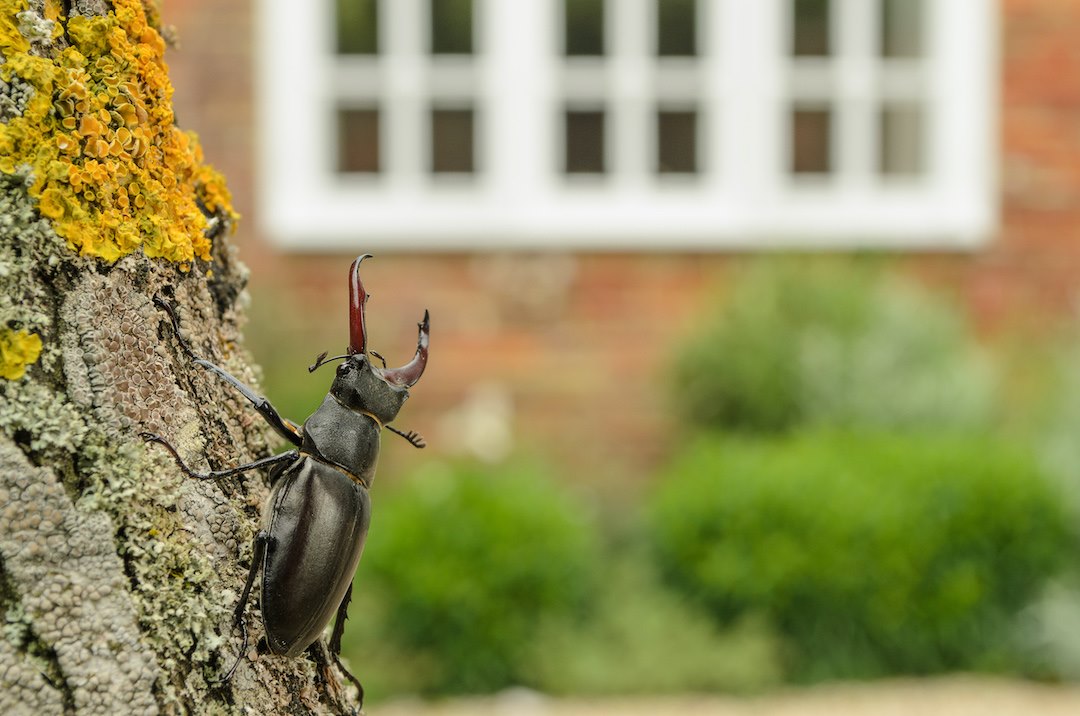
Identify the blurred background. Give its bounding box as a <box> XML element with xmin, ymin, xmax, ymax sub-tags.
<box><xmin>164</xmin><ymin>0</ymin><xmax>1080</xmax><ymax>712</ymax></box>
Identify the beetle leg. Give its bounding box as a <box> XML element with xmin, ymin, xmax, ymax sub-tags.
<box><xmin>223</xmin><ymin>530</ymin><xmax>269</xmax><ymax>682</ymax></box>
<box><xmin>140</xmin><ymin>433</ymin><xmax>299</xmax><ymax>481</ymax></box>
<box><xmin>153</xmin><ymin>297</ymin><xmax>304</xmax><ymax>447</ymax></box>
<box><xmin>328</xmin><ymin>583</ymin><xmax>365</xmax><ymax>706</ymax></box>
<box><xmin>152</xmin><ymin>296</ymin><xmax>198</xmax><ymax>357</ymax></box>
<box><xmin>191</xmin><ymin>359</ymin><xmax>304</xmax><ymax>447</ymax></box>
<box><xmin>385</xmin><ymin>425</ymin><xmax>426</xmax><ymax>449</ymax></box>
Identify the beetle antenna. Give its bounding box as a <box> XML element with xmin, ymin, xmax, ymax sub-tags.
<box><xmin>308</xmin><ymin>352</ymin><xmax>350</xmax><ymax>373</ymax></box>
<box><xmin>386</xmin><ymin>425</ymin><xmax>426</xmax><ymax>449</ymax></box>
<box><xmin>369</xmin><ymin>350</ymin><xmax>387</xmax><ymax>368</ymax></box>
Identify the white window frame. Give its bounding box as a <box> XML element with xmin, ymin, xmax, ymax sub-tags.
<box><xmin>257</xmin><ymin>0</ymin><xmax>998</xmax><ymax>250</ymax></box>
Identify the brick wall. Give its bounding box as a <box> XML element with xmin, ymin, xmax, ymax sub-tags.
<box><xmin>164</xmin><ymin>0</ymin><xmax>1080</xmax><ymax>483</ymax></box>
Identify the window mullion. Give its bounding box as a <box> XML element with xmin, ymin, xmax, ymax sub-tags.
<box><xmin>610</xmin><ymin>0</ymin><xmax>650</xmax><ymax>186</ymax></box>
<box><xmin>928</xmin><ymin>0</ymin><xmax>995</xmax><ymax>216</ymax></box>
<box><xmin>718</xmin><ymin>0</ymin><xmax>783</xmax><ymax>210</ymax></box>
<box><xmin>836</xmin><ymin>0</ymin><xmax>877</xmax><ymax>190</ymax></box>
<box><xmin>483</xmin><ymin>0</ymin><xmax>554</xmax><ymax>211</ymax></box>
<box><xmin>384</xmin><ymin>0</ymin><xmax>425</xmax><ymax>188</ymax></box>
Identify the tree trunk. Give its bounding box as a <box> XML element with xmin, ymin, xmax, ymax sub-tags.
<box><xmin>0</xmin><ymin>1</ymin><xmax>357</xmax><ymax>713</ymax></box>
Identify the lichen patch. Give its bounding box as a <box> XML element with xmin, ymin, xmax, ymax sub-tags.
<box><xmin>0</xmin><ymin>0</ymin><xmax>237</xmax><ymax>267</ymax></box>
<box><xmin>0</xmin><ymin>328</ymin><xmax>41</xmax><ymax>379</ymax></box>
<box><xmin>0</xmin><ymin>438</ymin><xmax>159</xmax><ymax>716</ymax></box>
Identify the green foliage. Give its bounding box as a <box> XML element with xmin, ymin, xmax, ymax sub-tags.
<box><xmin>342</xmin><ymin>460</ymin><xmax>600</xmax><ymax>695</ymax></box>
<box><xmin>648</xmin><ymin>431</ymin><xmax>1073</xmax><ymax>681</ymax></box>
<box><xmin>671</xmin><ymin>261</ymin><xmax>995</xmax><ymax>434</ymax></box>
<box><xmin>523</xmin><ymin>558</ymin><xmax>784</xmax><ymax>694</ymax></box>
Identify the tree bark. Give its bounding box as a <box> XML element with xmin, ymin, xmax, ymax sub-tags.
<box><xmin>0</xmin><ymin>1</ymin><xmax>357</xmax><ymax>713</ymax></box>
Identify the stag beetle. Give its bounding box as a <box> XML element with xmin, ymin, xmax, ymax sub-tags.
<box><xmin>141</xmin><ymin>255</ymin><xmax>429</xmax><ymax>705</ymax></box>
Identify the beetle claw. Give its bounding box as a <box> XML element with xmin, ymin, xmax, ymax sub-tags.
<box><xmin>379</xmin><ymin>310</ymin><xmax>429</xmax><ymax>388</ymax></box>
<box><xmin>348</xmin><ymin>255</ymin><xmax>372</xmax><ymax>355</ymax></box>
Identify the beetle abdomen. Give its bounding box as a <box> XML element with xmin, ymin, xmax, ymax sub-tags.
<box><xmin>260</xmin><ymin>457</ymin><xmax>370</xmax><ymax>656</ymax></box>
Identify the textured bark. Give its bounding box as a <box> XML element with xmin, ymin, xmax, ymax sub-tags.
<box><xmin>0</xmin><ymin>2</ymin><xmax>358</xmax><ymax>714</ymax></box>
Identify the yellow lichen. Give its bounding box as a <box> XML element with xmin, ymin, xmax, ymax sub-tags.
<box><xmin>0</xmin><ymin>329</ymin><xmax>42</xmax><ymax>380</ymax></box>
<box><xmin>0</xmin><ymin>7</ymin><xmax>27</xmax><ymax>54</ymax></box>
<box><xmin>0</xmin><ymin>0</ymin><xmax>239</xmax><ymax>266</ymax></box>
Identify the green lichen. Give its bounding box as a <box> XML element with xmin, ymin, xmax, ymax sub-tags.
<box><xmin>0</xmin><ymin>168</ymin><xmax>65</xmax><ymax>329</ymax></box>
<box><xmin>0</xmin><ymin>73</ymin><xmax>33</xmax><ymax>122</ymax></box>
<box><xmin>0</xmin><ymin>379</ymin><xmax>86</xmax><ymax>450</ymax></box>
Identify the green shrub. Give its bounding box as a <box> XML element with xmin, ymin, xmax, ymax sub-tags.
<box><xmin>523</xmin><ymin>557</ymin><xmax>784</xmax><ymax>694</ymax></box>
<box><xmin>648</xmin><ymin>431</ymin><xmax>1072</xmax><ymax>681</ymax></box>
<box><xmin>671</xmin><ymin>261</ymin><xmax>994</xmax><ymax>434</ymax></box>
<box><xmin>341</xmin><ymin>460</ymin><xmax>600</xmax><ymax>695</ymax></box>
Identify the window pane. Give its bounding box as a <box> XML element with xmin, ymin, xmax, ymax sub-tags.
<box><xmin>336</xmin><ymin>0</ymin><xmax>378</xmax><ymax>55</ymax></box>
<box><xmin>880</xmin><ymin>104</ymin><xmax>922</xmax><ymax>175</ymax></box>
<box><xmin>658</xmin><ymin>0</ymin><xmax>697</xmax><ymax>57</ymax></box>
<box><xmin>431</xmin><ymin>0</ymin><xmax>473</xmax><ymax>55</ymax></box>
<box><xmin>657</xmin><ymin>110</ymin><xmax>698</xmax><ymax>174</ymax></box>
<box><xmin>565</xmin><ymin>110</ymin><xmax>606</xmax><ymax>174</ymax></box>
<box><xmin>791</xmin><ymin>108</ymin><xmax>831</xmax><ymax>174</ymax></box>
<box><xmin>338</xmin><ymin>108</ymin><xmax>380</xmax><ymax>173</ymax></box>
<box><xmin>565</xmin><ymin>0</ymin><xmax>605</xmax><ymax>56</ymax></box>
<box><xmin>792</xmin><ymin>0</ymin><xmax>830</xmax><ymax>57</ymax></box>
<box><xmin>881</xmin><ymin>0</ymin><xmax>921</xmax><ymax>58</ymax></box>
<box><xmin>432</xmin><ymin>108</ymin><xmax>475</xmax><ymax>173</ymax></box>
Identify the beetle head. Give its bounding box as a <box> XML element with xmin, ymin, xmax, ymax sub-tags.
<box><xmin>329</xmin><ymin>255</ymin><xmax>430</xmax><ymax>423</ymax></box>
<box><xmin>331</xmin><ymin>354</ymin><xmax>411</xmax><ymax>423</ymax></box>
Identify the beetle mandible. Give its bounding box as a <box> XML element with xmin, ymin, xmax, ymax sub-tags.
<box><xmin>141</xmin><ymin>254</ymin><xmax>429</xmax><ymax>704</ymax></box>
